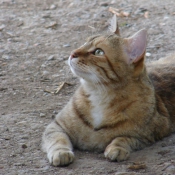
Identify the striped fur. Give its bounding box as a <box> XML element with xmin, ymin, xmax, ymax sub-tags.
<box><xmin>42</xmin><ymin>31</ymin><xmax>175</xmax><ymax>166</ymax></box>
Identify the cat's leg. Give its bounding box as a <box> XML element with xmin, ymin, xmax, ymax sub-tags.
<box><xmin>42</xmin><ymin>122</ymin><xmax>74</xmax><ymax>166</ymax></box>
<box><xmin>104</xmin><ymin>137</ymin><xmax>145</xmax><ymax>162</ymax></box>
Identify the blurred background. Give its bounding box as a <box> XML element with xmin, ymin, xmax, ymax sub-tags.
<box><xmin>0</xmin><ymin>0</ymin><xmax>175</xmax><ymax>174</ymax></box>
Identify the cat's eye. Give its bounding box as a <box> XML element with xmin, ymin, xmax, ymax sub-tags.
<box><xmin>94</xmin><ymin>49</ymin><xmax>104</xmax><ymax>56</ymax></box>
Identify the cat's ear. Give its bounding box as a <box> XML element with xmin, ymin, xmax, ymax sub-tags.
<box><xmin>109</xmin><ymin>15</ymin><xmax>120</xmax><ymax>35</ymax></box>
<box><xmin>124</xmin><ymin>29</ymin><xmax>147</xmax><ymax>64</ymax></box>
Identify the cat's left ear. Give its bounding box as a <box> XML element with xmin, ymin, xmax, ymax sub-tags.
<box><xmin>124</xmin><ymin>29</ymin><xmax>147</xmax><ymax>64</ymax></box>
<box><xmin>109</xmin><ymin>14</ymin><xmax>120</xmax><ymax>35</ymax></box>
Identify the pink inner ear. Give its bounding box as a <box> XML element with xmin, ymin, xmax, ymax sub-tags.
<box><xmin>126</xmin><ymin>29</ymin><xmax>147</xmax><ymax>64</ymax></box>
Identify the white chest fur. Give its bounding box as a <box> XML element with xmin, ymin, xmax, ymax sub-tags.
<box><xmin>81</xmin><ymin>80</ymin><xmax>109</xmax><ymax>129</ymax></box>
<box><xmin>89</xmin><ymin>92</ymin><xmax>105</xmax><ymax>128</ymax></box>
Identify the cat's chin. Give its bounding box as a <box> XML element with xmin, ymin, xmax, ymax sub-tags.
<box><xmin>70</xmin><ymin>67</ymin><xmax>98</xmax><ymax>84</ymax></box>
<box><xmin>69</xmin><ymin>63</ymin><xmax>87</xmax><ymax>79</ymax></box>
<box><xmin>68</xmin><ymin>55</ymin><xmax>102</xmax><ymax>84</ymax></box>
<box><xmin>68</xmin><ymin>57</ymin><xmax>89</xmax><ymax>79</ymax></box>
<box><xmin>71</xmin><ymin>67</ymin><xmax>90</xmax><ymax>80</ymax></box>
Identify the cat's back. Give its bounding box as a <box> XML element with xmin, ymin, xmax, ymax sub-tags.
<box><xmin>147</xmin><ymin>54</ymin><xmax>175</xmax><ymax>130</ymax></box>
<box><xmin>147</xmin><ymin>53</ymin><xmax>175</xmax><ymax>91</ymax></box>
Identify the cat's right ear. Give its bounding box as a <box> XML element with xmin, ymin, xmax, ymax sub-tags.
<box><xmin>109</xmin><ymin>15</ymin><xmax>120</xmax><ymax>36</ymax></box>
<box><xmin>123</xmin><ymin>29</ymin><xmax>147</xmax><ymax>64</ymax></box>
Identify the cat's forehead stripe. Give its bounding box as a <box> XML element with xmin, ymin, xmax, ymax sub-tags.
<box><xmin>84</xmin><ymin>34</ymin><xmax>120</xmax><ymax>48</ymax></box>
<box><xmin>81</xmin><ymin>36</ymin><xmax>105</xmax><ymax>48</ymax></box>
<box><xmin>94</xmin><ymin>39</ymin><xmax>105</xmax><ymax>47</ymax></box>
<box><xmin>93</xmin><ymin>36</ymin><xmax>109</xmax><ymax>47</ymax></box>
<box><xmin>93</xmin><ymin>34</ymin><xmax>118</xmax><ymax>47</ymax></box>
<box><xmin>87</xmin><ymin>35</ymin><xmax>100</xmax><ymax>42</ymax></box>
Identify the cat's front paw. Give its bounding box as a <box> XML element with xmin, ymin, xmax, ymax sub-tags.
<box><xmin>48</xmin><ymin>149</ymin><xmax>74</xmax><ymax>166</ymax></box>
<box><xmin>104</xmin><ymin>146</ymin><xmax>129</xmax><ymax>162</ymax></box>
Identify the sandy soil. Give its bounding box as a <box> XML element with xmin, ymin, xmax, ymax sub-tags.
<box><xmin>1</xmin><ymin>0</ymin><xmax>175</xmax><ymax>174</ymax></box>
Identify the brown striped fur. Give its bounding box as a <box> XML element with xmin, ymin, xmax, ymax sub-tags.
<box><xmin>42</xmin><ymin>23</ymin><xmax>175</xmax><ymax>166</ymax></box>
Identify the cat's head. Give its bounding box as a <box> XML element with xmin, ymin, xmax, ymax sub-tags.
<box><xmin>68</xmin><ymin>15</ymin><xmax>147</xmax><ymax>87</ymax></box>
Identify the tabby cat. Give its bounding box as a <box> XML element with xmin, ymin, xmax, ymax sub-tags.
<box><xmin>42</xmin><ymin>15</ymin><xmax>175</xmax><ymax>166</ymax></box>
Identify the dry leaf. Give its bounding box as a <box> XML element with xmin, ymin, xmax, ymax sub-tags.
<box><xmin>44</xmin><ymin>89</ymin><xmax>54</xmax><ymax>94</ymax></box>
<box><xmin>108</xmin><ymin>7</ymin><xmax>120</xmax><ymax>16</ymax></box>
<box><xmin>45</xmin><ymin>22</ymin><xmax>57</xmax><ymax>29</ymax></box>
<box><xmin>88</xmin><ymin>25</ymin><xmax>96</xmax><ymax>30</ymax></box>
<box><xmin>54</xmin><ymin>82</ymin><xmax>73</xmax><ymax>94</ymax></box>
<box><xmin>54</xmin><ymin>82</ymin><xmax>65</xmax><ymax>94</ymax></box>
<box><xmin>115</xmin><ymin>12</ymin><xmax>121</xmax><ymax>17</ymax></box>
<box><xmin>109</xmin><ymin>7</ymin><xmax>130</xmax><ymax>17</ymax></box>
<box><xmin>16</xmin><ymin>21</ymin><xmax>24</xmax><ymax>27</ymax></box>
<box><xmin>128</xmin><ymin>163</ymin><xmax>147</xmax><ymax>170</ymax></box>
<box><xmin>44</xmin><ymin>82</ymin><xmax>65</xmax><ymax>94</ymax></box>
<box><xmin>144</xmin><ymin>11</ymin><xmax>149</xmax><ymax>18</ymax></box>
<box><xmin>120</xmin><ymin>11</ymin><xmax>130</xmax><ymax>17</ymax></box>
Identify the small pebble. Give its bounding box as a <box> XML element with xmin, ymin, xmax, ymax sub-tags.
<box><xmin>164</xmin><ymin>16</ymin><xmax>169</xmax><ymax>20</ymax></box>
<box><xmin>0</xmin><ymin>24</ymin><xmax>5</xmax><ymax>31</ymax></box>
<box><xmin>42</xmin><ymin>14</ymin><xmax>51</xmax><ymax>18</ymax></box>
<box><xmin>45</xmin><ymin>22</ymin><xmax>57</xmax><ymax>29</ymax></box>
<box><xmin>40</xmin><ymin>113</ymin><xmax>46</xmax><ymax>117</ymax></box>
<box><xmin>52</xmin><ymin>115</ymin><xmax>55</xmax><ymax>119</ymax></box>
<box><xmin>21</xmin><ymin>144</ymin><xmax>27</xmax><ymax>149</ymax></box>
<box><xmin>115</xmin><ymin>173</ymin><xmax>132</xmax><ymax>175</ymax></box>
<box><xmin>4</xmin><ymin>137</ymin><xmax>10</xmax><ymax>140</ymax></box>
<box><xmin>2</xmin><ymin>55</ymin><xmax>10</xmax><ymax>60</ymax></box>
<box><xmin>41</xmin><ymin>64</ymin><xmax>46</xmax><ymax>68</ymax></box>
<box><xmin>17</xmin><ymin>21</ymin><xmax>24</xmax><ymax>27</ymax></box>
<box><xmin>10</xmin><ymin>154</ymin><xmax>17</xmax><ymax>157</ymax></box>
<box><xmin>0</xmin><ymin>88</ymin><xmax>7</xmax><ymax>91</ymax></box>
<box><xmin>52</xmin><ymin>74</ymin><xmax>60</xmax><ymax>78</ymax></box>
<box><xmin>63</xmin><ymin>44</ymin><xmax>71</xmax><ymax>48</ymax></box>
<box><xmin>146</xmin><ymin>52</ymin><xmax>151</xmax><ymax>57</ymax></box>
<box><xmin>42</xmin><ymin>71</ymin><xmax>49</xmax><ymax>76</ymax></box>
<box><xmin>21</xmin><ymin>136</ymin><xmax>29</xmax><ymax>139</ymax></box>
<box><xmin>50</xmin><ymin>4</ymin><xmax>57</xmax><ymax>10</ymax></box>
<box><xmin>57</xmin><ymin>57</ymin><xmax>64</xmax><ymax>62</ymax></box>
<box><xmin>53</xmin><ymin>111</ymin><xmax>58</xmax><ymax>115</ymax></box>
<box><xmin>100</xmin><ymin>2</ymin><xmax>109</xmax><ymax>6</ymax></box>
<box><xmin>161</xmin><ymin>143</ymin><xmax>166</xmax><ymax>147</ymax></box>
<box><xmin>17</xmin><ymin>121</ymin><xmax>27</xmax><ymax>125</ymax></box>
<box><xmin>35</xmin><ymin>165</ymin><xmax>41</xmax><ymax>168</ymax></box>
<box><xmin>47</xmin><ymin>55</ymin><xmax>55</xmax><ymax>61</ymax></box>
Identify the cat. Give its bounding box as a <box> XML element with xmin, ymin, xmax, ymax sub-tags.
<box><xmin>42</xmin><ymin>15</ymin><xmax>175</xmax><ymax>166</ymax></box>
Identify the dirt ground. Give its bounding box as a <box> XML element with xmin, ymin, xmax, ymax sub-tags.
<box><xmin>1</xmin><ymin>0</ymin><xmax>175</xmax><ymax>174</ymax></box>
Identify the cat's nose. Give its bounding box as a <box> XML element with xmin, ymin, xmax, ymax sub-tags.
<box><xmin>70</xmin><ymin>52</ymin><xmax>78</xmax><ymax>59</ymax></box>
